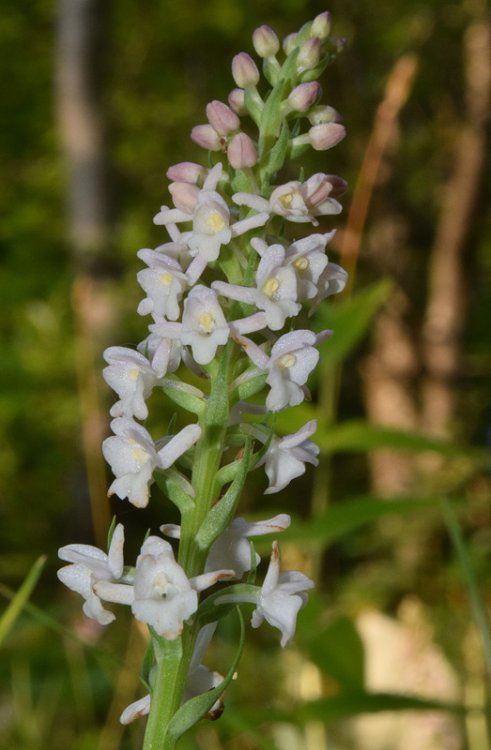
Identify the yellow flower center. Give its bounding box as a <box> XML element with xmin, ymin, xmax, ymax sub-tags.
<box><xmin>262</xmin><ymin>277</ymin><xmax>280</xmax><ymax>298</ymax></box>
<box><xmin>127</xmin><ymin>438</ymin><xmax>149</xmax><ymax>465</ymax></box>
<box><xmin>206</xmin><ymin>210</ymin><xmax>226</xmax><ymax>234</ymax></box>
<box><xmin>198</xmin><ymin>311</ymin><xmax>215</xmax><ymax>334</ymax></box>
<box><xmin>278</xmin><ymin>353</ymin><xmax>296</xmax><ymax>369</ymax></box>
<box><xmin>293</xmin><ymin>257</ymin><xmax>309</xmax><ymax>271</ymax></box>
<box><xmin>279</xmin><ymin>192</ymin><xmax>294</xmax><ymax>208</ymax></box>
<box><xmin>159</xmin><ymin>271</ymin><xmax>173</xmax><ymax>286</ymax></box>
<box><xmin>128</xmin><ymin>367</ymin><xmax>140</xmax><ymax>381</ymax></box>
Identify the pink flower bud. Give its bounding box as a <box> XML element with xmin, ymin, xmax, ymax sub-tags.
<box><xmin>232</xmin><ymin>52</ymin><xmax>260</xmax><ymax>88</ymax></box>
<box><xmin>168</xmin><ymin>181</ymin><xmax>199</xmax><ymax>212</ymax></box>
<box><xmin>206</xmin><ymin>100</ymin><xmax>240</xmax><ymax>136</ymax></box>
<box><xmin>191</xmin><ymin>124</ymin><xmax>222</xmax><ymax>151</ymax></box>
<box><xmin>311</xmin><ymin>11</ymin><xmax>331</xmax><ymax>39</ymax></box>
<box><xmin>297</xmin><ymin>37</ymin><xmax>321</xmax><ymax>71</ymax></box>
<box><xmin>166</xmin><ymin>162</ymin><xmax>207</xmax><ymax>185</ymax></box>
<box><xmin>252</xmin><ymin>25</ymin><xmax>280</xmax><ymax>58</ymax></box>
<box><xmin>227</xmin><ymin>132</ymin><xmax>257</xmax><ymax>169</ymax></box>
<box><xmin>308</xmin><ymin>122</ymin><xmax>346</xmax><ymax>151</ymax></box>
<box><xmin>288</xmin><ymin>82</ymin><xmax>321</xmax><ymax>113</ymax></box>
<box><xmin>228</xmin><ymin>88</ymin><xmax>247</xmax><ymax>115</ymax></box>
<box><xmin>308</xmin><ymin>105</ymin><xmax>341</xmax><ymax>126</ymax></box>
<box><xmin>282</xmin><ymin>33</ymin><xmax>298</xmax><ymax>55</ymax></box>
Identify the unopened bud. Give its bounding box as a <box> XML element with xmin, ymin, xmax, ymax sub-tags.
<box><xmin>166</xmin><ymin>162</ymin><xmax>207</xmax><ymax>185</ymax></box>
<box><xmin>311</xmin><ymin>11</ymin><xmax>331</xmax><ymax>39</ymax></box>
<box><xmin>297</xmin><ymin>37</ymin><xmax>322</xmax><ymax>71</ymax></box>
<box><xmin>228</xmin><ymin>88</ymin><xmax>247</xmax><ymax>115</ymax></box>
<box><xmin>168</xmin><ymin>181</ymin><xmax>199</xmax><ymax>212</ymax></box>
<box><xmin>308</xmin><ymin>122</ymin><xmax>346</xmax><ymax>151</ymax></box>
<box><xmin>191</xmin><ymin>124</ymin><xmax>222</xmax><ymax>151</ymax></box>
<box><xmin>227</xmin><ymin>132</ymin><xmax>258</xmax><ymax>169</ymax></box>
<box><xmin>308</xmin><ymin>105</ymin><xmax>341</xmax><ymax>126</ymax></box>
<box><xmin>282</xmin><ymin>33</ymin><xmax>298</xmax><ymax>55</ymax></box>
<box><xmin>206</xmin><ymin>100</ymin><xmax>240</xmax><ymax>136</ymax></box>
<box><xmin>252</xmin><ymin>25</ymin><xmax>280</xmax><ymax>58</ymax></box>
<box><xmin>232</xmin><ymin>52</ymin><xmax>260</xmax><ymax>88</ymax></box>
<box><xmin>288</xmin><ymin>82</ymin><xmax>321</xmax><ymax>113</ymax></box>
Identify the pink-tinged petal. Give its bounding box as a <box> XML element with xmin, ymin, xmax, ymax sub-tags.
<box><xmin>233</xmin><ymin>334</ymin><xmax>269</xmax><ymax>370</ymax></box>
<box><xmin>166</xmin><ymin>162</ymin><xmax>207</xmax><ymax>184</ymax></box>
<box><xmin>262</xmin><ymin>541</ymin><xmax>281</xmax><ymax>595</ymax></box>
<box><xmin>206</xmin><ymin>100</ymin><xmax>240</xmax><ymax>136</ymax></box>
<box><xmin>190</xmin><ymin>569</ymin><xmax>236</xmax><ymax>592</ymax></box>
<box><xmin>120</xmin><ymin>695</ymin><xmax>151</xmax><ymax>725</ymax></box>
<box><xmin>191</xmin><ymin>124</ymin><xmax>222</xmax><ymax>151</ymax></box>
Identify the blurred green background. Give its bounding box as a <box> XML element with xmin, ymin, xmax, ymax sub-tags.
<box><xmin>1</xmin><ymin>0</ymin><xmax>490</xmax><ymax>748</ymax></box>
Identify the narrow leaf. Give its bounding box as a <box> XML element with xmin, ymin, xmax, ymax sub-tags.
<box><xmin>165</xmin><ymin>608</ymin><xmax>245</xmax><ymax>745</ymax></box>
<box><xmin>195</xmin><ymin>438</ymin><xmax>252</xmax><ymax>551</ymax></box>
<box><xmin>281</xmin><ymin>497</ymin><xmax>435</xmax><ymax>544</ymax></box>
<box><xmin>0</xmin><ymin>556</ymin><xmax>46</xmax><ymax>646</ymax></box>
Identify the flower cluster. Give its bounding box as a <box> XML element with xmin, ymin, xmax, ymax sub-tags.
<box><xmin>58</xmin><ymin>11</ymin><xmax>348</xmax><ymax>742</ymax></box>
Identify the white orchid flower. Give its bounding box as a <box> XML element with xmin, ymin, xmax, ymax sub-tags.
<box><xmin>262</xmin><ymin>420</ymin><xmax>320</xmax><ymax>493</ymax></box>
<box><xmin>213</xmin><ymin>241</ymin><xmax>300</xmax><ymax>332</ymax></box>
<box><xmin>103</xmin><ymin>347</ymin><xmax>159</xmax><ymax>421</ymax></box>
<box><xmin>136</xmin><ymin>249</ymin><xmax>188</xmax><ymax>320</ymax></box>
<box><xmin>57</xmin><ymin>524</ymin><xmax>134</xmax><ymax>625</ymax></box>
<box><xmin>162</xmin><ymin>513</ymin><xmax>291</xmax><ymax>578</ymax></box>
<box><xmin>102</xmin><ymin>418</ymin><xmax>201</xmax><ymax>508</ymax></box>
<box><xmin>131</xmin><ymin>537</ymin><xmax>234</xmax><ymax>639</ymax></box>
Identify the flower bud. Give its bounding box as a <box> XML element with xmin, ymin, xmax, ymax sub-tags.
<box><xmin>228</xmin><ymin>88</ymin><xmax>247</xmax><ymax>115</ymax></box>
<box><xmin>252</xmin><ymin>25</ymin><xmax>280</xmax><ymax>58</ymax></box>
<box><xmin>191</xmin><ymin>124</ymin><xmax>222</xmax><ymax>151</ymax></box>
<box><xmin>232</xmin><ymin>52</ymin><xmax>260</xmax><ymax>88</ymax></box>
<box><xmin>206</xmin><ymin>100</ymin><xmax>240</xmax><ymax>136</ymax></box>
<box><xmin>297</xmin><ymin>37</ymin><xmax>322</xmax><ymax>71</ymax></box>
<box><xmin>311</xmin><ymin>11</ymin><xmax>331</xmax><ymax>39</ymax></box>
<box><xmin>227</xmin><ymin>132</ymin><xmax>257</xmax><ymax>169</ymax></box>
<box><xmin>166</xmin><ymin>162</ymin><xmax>207</xmax><ymax>185</ymax></box>
<box><xmin>308</xmin><ymin>122</ymin><xmax>346</xmax><ymax>151</ymax></box>
<box><xmin>287</xmin><ymin>82</ymin><xmax>321</xmax><ymax>113</ymax></box>
<box><xmin>168</xmin><ymin>181</ymin><xmax>199</xmax><ymax>213</ymax></box>
<box><xmin>282</xmin><ymin>33</ymin><xmax>298</xmax><ymax>55</ymax></box>
<box><xmin>308</xmin><ymin>105</ymin><xmax>341</xmax><ymax>126</ymax></box>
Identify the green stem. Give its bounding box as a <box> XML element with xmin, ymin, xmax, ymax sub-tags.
<box><xmin>142</xmin><ymin>636</ymin><xmax>184</xmax><ymax>750</ymax></box>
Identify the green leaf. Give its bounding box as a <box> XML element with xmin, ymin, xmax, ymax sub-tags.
<box><xmin>259</xmin><ymin>120</ymin><xmax>290</xmax><ymax>187</ymax></box>
<box><xmin>204</xmin><ymin>342</ymin><xmax>232</xmax><ymax>427</ymax></box>
<box><xmin>164</xmin><ymin>608</ymin><xmax>245</xmax><ymax>746</ymax></box>
<box><xmin>316</xmin><ymin>420</ymin><xmax>485</xmax><ymax>459</ymax></box>
<box><xmin>282</xmin><ymin>497</ymin><xmax>435</xmax><ymax>545</ymax></box>
<box><xmin>155</xmin><ymin>470</ymin><xmax>195</xmax><ymax>514</ymax></box>
<box><xmin>0</xmin><ymin>555</ymin><xmax>46</xmax><ymax>647</ymax></box>
<box><xmin>299</xmin><ymin>691</ymin><xmax>465</xmax><ymax>722</ymax></box>
<box><xmin>232</xmin><ymin>370</ymin><xmax>267</xmax><ymax>402</ymax></box>
<box><xmin>161</xmin><ymin>379</ymin><xmax>206</xmax><ymax>416</ymax></box>
<box><xmin>195</xmin><ymin>438</ymin><xmax>252</xmax><ymax>551</ymax></box>
<box><xmin>313</xmin><ymin>279</ymin><xmax>394</xmax><ymax>366</ymax></box>
<box><xmin>300</xmin><ymin>616</ymin><xmax>365</xmax><ymax>689</ymax></box>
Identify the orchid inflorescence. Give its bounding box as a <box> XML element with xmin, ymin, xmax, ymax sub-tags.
<box><xmin>58</xmin><ymin>11</ymin><xmax>348</xmax><ymax>748</ymax></box>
